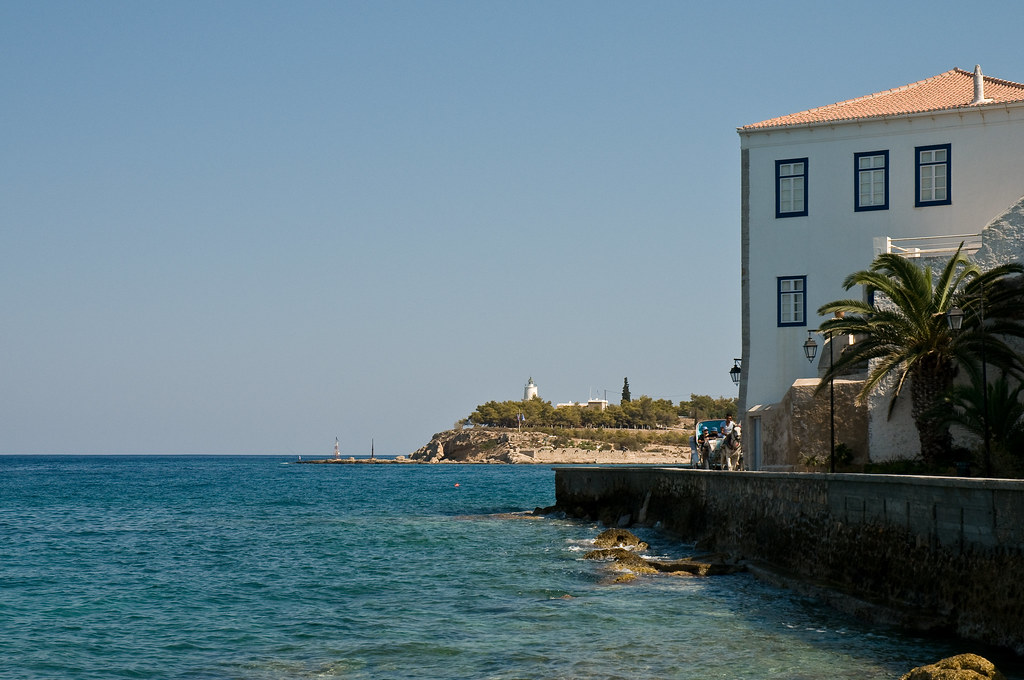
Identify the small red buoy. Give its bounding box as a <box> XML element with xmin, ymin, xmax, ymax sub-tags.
<box><xmin>454</xmin><ymin>483</ymin><xmax>460</xmax><ymax>487</ymax></box>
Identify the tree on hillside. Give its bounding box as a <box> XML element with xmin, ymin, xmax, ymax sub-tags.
<box><xmin>552</xmin><ymin>404</ymin><xmax>582</xmax><ymax>428</ymax></box>
<box><xmin>817</xmin><ymin>247</ymin><xmax>1024</xmax><ymax>468</ymax></box>
<box><xmin>468</xmin><ymin>400</ymin><xmax>518</xmax><ymax>428</ymax></box>
<box><xmin>580</xmin><ymin>406</ymin><xmax>613</xmax><ymax>428</ymax></box>
<box><xmin>521</xmin><ymin>396</ymin><xmax>555</xmax><ymax>425</ymax></box>
<box><xmin>621</xmin><ymin>378</ymin><xmax>631</xmax><ymax>403</ymax></box>
<box><xmin>653</xmin><ymin>398</ymin><xmax>679</xmax><ymax>427</ymax></box>
<box><xmin>679</xmin><ymin>394</ymin><xmax>738</xmax><ymax>420</ymax></box>
<box><xmin>619</xmin><ymin>396</ymin><xmax>677</xmax><ymax>429</ymax></box>
<box><xmin>468</xmin><ymin>394</ymin><xmax>682</xmax><ymax>431</ymax></box>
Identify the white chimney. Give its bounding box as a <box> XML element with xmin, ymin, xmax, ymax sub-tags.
<box><xmin>971</xmin><ymin>64</ymin><xmax>993</xmax><ymax>105</ymax></box>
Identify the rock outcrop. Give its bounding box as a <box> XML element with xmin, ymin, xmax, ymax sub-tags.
<box><xmin>899</xmin><ymin>654</ymin><xmax>1006</xmax><ymax>680</ymax></box>
<box><xmin>582</xmin><ymin>529</ymin><xmax>746</xmax><ymax>582</ymax></box>
<box><xmin>584</xmin><ymin>548</ymin><xmax>656</xmax><ymax>574</ymax></box>
<box><xmin>592</xmin><ymin>528</ymin><xmax>649</xmax><ymax>551</ymax></box>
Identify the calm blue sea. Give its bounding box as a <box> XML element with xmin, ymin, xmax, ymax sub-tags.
<box><xmin>1</xmin><ymin>456</ymin><xmax>1017</xmax><ymax>680</ymax></box>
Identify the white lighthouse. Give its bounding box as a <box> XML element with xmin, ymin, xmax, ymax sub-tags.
<box><xmin>524</xmin><ymin>377</ymin><xmax>538</xmax><ymax>401</ymax></box>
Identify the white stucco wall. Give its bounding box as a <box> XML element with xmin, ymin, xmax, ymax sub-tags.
<box><xmin>865</xmin><ymin>371</ymin><xmax>920</xmax><ymax>462</ymax></box>
<box><xmin>740</xmin><ymin>103</ymin><xmax>1024</xmax><ymax>423</ymax></box>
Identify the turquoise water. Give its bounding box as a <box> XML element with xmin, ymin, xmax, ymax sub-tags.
<box><xmin>0</xmin><ymin>456</ymin><xmax>1016</xmax><ymax>679</ymax></box>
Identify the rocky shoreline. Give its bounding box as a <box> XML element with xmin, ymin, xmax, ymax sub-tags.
<box><xmin>567</xmin><ymin>526</ymin><xmax>1010</xmax><ymax>679</ymax></box>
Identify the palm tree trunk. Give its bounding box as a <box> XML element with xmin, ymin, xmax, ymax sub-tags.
<box><xmin>910</xmin><ymin>360</ymin><xmax>954</xmax><ymax>467</ymax></box>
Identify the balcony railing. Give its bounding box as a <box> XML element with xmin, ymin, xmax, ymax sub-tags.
<box><xmin>873</xmin><ymin>234</ymin><xmax>982</xmax><ymax>259</ymax></box>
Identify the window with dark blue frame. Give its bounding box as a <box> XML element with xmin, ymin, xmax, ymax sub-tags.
<box><xmin>855</xmin><ymin>150</ymin><xmax>888</xmax><ymax>211</ymax></box>
<box><xmin>776</xmin><ymin>158</ymin><xmax>808</xmax><ymax>218</ymax></box>
<box><xmin>916</xmin><ymin>143</ymin><xmax>951</xmax><ymax>207</ymax></box>
<box><xmin>778</xmin><ymin>276</ymin><xmax>806</xmax><ymax>327</ymax></box>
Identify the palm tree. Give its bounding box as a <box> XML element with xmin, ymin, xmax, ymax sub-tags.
<box><xmin>816</xmin><ymin>247</ymin><xmax>1024</xmax><ymax>468</ymax></box>
<box><xmin>936</xmin><ymin>372</ymin><xmax>1024</xmax><ymax>461</ymax></box>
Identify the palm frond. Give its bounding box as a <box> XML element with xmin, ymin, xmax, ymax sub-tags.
<box><xmin>814</xmin><ymin>246</ymin><xmax>1022</xmax><ymax>467</ymax></box>
<box><xmin>817</xmin><ymin>298</ymin><xmax>874</xmax><ymax>317</ymax></box>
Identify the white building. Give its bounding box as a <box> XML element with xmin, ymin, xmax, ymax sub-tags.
<box><xmin>555</xmin><ymin>399</ymin><xmax>608</xmax><ymax>411</ymax></box>
<box><xmin>524</xmin><ymin>377</ymin><xmax>538</xmax><ymax>401</ymax></box>
<box><xmin>737</xmin><ymin>66</ymin><xmax>1024</xmax><ymax>466</ymax></box>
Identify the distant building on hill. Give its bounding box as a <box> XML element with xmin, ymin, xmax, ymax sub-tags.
<box><xmin>524</xmin><ymin>377</ymin><xmax>538</xmax><ymax>401</ymax></box>
<box><xmin>555</xmin><ymin>399</ymin><xmax>608</xmax><ymax>411</ymax></box>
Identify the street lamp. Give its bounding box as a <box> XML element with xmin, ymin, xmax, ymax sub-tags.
<box><xmin>802</xmin><ymin>329</ymin><xmax>835</xmax><ymax>473</ymax></box>
<box><xmin>803</xmin><ymin>332</ymin><xmax>818</xmax><ymax>362</ymax></box>
<box><xmin>729</xmin><ymin>358</ymin><xmax>742</xmax><ymax>385</ymax></box>
<box><xmin>947</xmin><ymin>299</ymin><xmax>990</xmax><ymax>475</ymax></box>
<box><xmin>946</xmin><ymin>305</ymin><xmax>964</xmax><ymax>331</ymax></box>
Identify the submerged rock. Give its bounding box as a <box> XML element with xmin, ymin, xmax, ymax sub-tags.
<box><xmin>583</xmin><ymin>548</ymin><xmax>656</xmax><ymax>573</ymax></box>
<box><xmin>593</xmin><ymin>528</ymin><xmax>649</xmax><ymax>551</ymax></box>
<box><xmin>899</xmin><ymin>654</ymin><xmax>1006</xmax><ymax>680</ymax></box>
<box><xmin>532</xmin><ymin>505</ymin><xmax>563</xmax><ymax>517</ymax></box>
<box><xmin>648</xmin><ymin>556</ymin><xmax>746</xmax><ymax>576</ymax></box>
<box><xmin>583</xmin><ymin>530</ymin><xmax>744</xmax><ymax>580</ymax></box>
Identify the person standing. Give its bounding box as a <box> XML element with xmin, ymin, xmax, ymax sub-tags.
<box><xmin>721</xmin><ymin>414</ymin><xmax>735</xmax><ymax>436</ymax></box>
<box><xmin>721</xmin><ymin>415</ymin><xmax>739</xmax><ymax>470</ymax></box>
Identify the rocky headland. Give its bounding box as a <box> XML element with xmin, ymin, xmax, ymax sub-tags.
<box><xmin>408</xmin><ymin>427</ymin><xmax>692</xmax><ymax>465</ymax></box>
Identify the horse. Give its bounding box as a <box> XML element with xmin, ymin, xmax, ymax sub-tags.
<box><xmin>720</xmin><ymin>426</ymin><xmax>742</xmax><ymax>470</ymax></box>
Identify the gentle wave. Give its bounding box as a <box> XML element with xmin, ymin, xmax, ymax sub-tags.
<box><xmin>1</xmin><ymin>455</ymin><xmax>1018</xmax><ymax>680</ymax></box>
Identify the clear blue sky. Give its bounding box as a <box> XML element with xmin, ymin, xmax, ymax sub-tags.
<box><xmin>3</xmin><ymin>0</ymin><xmax>1023</xmax><ymax>455</ymax></box>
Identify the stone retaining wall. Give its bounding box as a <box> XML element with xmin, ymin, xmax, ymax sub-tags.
<box><xmin>554</xmin><ymin>467</ymin><xmax>1024</xmax><ymax>654</ymax></box>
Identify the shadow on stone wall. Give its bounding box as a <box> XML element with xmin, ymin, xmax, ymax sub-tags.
<box><xmin>751</xmin><ymin>377</ymin><xmax>868</xmax><ymax>469</ymax></box>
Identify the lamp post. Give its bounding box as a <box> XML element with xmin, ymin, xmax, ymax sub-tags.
<box><xmin>802</xmin><ymin>329</ymin><xmax>835</xmax><ymax>473</ymax></box>
<box><xmin>948</xmin><ymin>297</ymin><xmax>991</xmax><ymax>475</ymax></box>
<box><xmin>729</xmin><ymin>358</ymin><xmax>742</xmax><ymax>386</ymax></box>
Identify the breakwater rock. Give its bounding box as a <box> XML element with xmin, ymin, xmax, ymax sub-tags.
<box><xmin>409</xmin><ymin>427</ymin><xmax>691</xmax><ymax>464</ymax></box>
<box><xmin>295</xmin><ymin>456</ymin><xmax>414</xmax><ymax>464</ymax></box>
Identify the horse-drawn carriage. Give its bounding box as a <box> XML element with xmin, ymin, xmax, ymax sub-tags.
<box><xmin>689</xmin><ymin>419</ymin><xmax>742</xmax><ymax>470</ymax></box>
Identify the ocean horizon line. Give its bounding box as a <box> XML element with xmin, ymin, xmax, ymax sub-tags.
<box><xmin>0</xmin><ymin>452</ymin><xmax>402</xmax><ymax>458</ymax></box>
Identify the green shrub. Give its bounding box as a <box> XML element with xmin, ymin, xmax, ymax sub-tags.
<box><xmin>835</xmin><ymin>442</ymin><xmax>854</xmax><ymax>466</ymax></box>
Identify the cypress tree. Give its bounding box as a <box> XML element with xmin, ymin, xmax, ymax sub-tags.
<box><xmin>621</xmin><ymin>378</ymin><xmax>631</xmax><ymax>403</ymax></box>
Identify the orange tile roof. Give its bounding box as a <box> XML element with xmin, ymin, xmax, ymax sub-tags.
<box><xmin>740</xmin><ymin>68</ymin><xmax>1024</xmax><ymax>131</ymax></box>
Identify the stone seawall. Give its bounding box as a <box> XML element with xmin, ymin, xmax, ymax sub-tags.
<box><xmin>554</xmin><ymin>467</ymin><xmax>1024</xmax><ymax>654</ymax></box>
